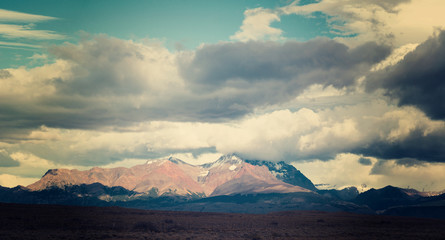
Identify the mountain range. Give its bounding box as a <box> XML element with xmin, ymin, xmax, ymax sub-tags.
<box><xmin>27</xmin><ymin>154</ymin><xmax>314</xmax><ymax>197</ymax></box>
<box><xmin>2</xmin><ymin>153</ymin><xmax>445</xmax><ymax>219</ymax></box>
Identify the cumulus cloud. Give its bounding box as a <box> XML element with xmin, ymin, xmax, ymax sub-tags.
<box><xmin>49</xmin><ymin>36</ymin><xmax>181</xmax><ymax>96</ymax></box>
<box><xmin>0</xmin><ymin>150</ymin><xmax>89</xmax><ymax>179</ymax></box>
<box><xmin>179</xmin><ymin>39</ymin><xmax>390</xmax><ymax>119</ymax></box>
<box><xmin>0</xmin><ymin>36</ymin><xmax>183</xmax><ymax>134</ymax></box>
<box><xmin>366</xmin><ymin>30</ymin><xmax>445</xmax><ymax>120</ymax></box>
<box><xmin>1</xmin><ymin>88</ymin><xmax>443</xmax><ymax>189</ymax></box>
<box><xmin>292</xmin><ymin>153</ymin><xmax>445</xmax><ymax>191</ymax></box>
<box><xmin>230</xmin><ymin>7</ymin><xmax>283</xmax><ymax>42</ymax></box>
<box><xmin>232</xmin><ymin>0</ymin><xmax>445</xmax><ymax>46</ymax></box>
<box><xmin>281</xmin><ymin>0</ymin><xmax>411</xmax><ymax>45</ymax></box>
<box><xmin>0</xmin><ymin>35</ymin><xmax>391</xmax><ymax>137</ymax></box>
<box><xmin>3</xmin><ymin>94</ymin><xmax>443</xmax><ymax>168</ymax></box>
<box><xmin>181</xmin><ymin>39</ymin><xmax>389</xmax><ymax>87</ymax></box>
<box><xmin>292</xmin><ymin>153</ymin><xmax>378</xmax><ymax>190</ymax></box>
<box><xmin>0</xmin><ymin>174</ymin><xmax>39</xmax><ymax>188</ymax></box>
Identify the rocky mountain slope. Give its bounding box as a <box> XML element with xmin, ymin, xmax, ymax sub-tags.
<box><xmin>27</xmin><ymin>154</ymin><xmax>313</xmax><ymax>197</ymax></box>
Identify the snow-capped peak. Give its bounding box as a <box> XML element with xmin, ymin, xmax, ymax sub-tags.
<box><xmin>217</xmin><ymin>153</ymin><xmax>243</xmax><ymax>163</ymax></box>
<box><xmin>200</xmin><ymin>153</ymin><xmax>244</xmax><ymax>169</ymax></box>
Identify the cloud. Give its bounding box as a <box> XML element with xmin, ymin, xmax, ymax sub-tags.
<box><xmin>354</xmin><ymin>127</ymin><xmax>445</xmax><ymax>162</ymax></box>
<box><xmin>282</xmin><ymin>0</ymin><xmax>409</xmax><ymax>43</ymax></box>
<box><xmin>0</xmin><ymin>9</ymin><xmax>57</xmax><ymax>22</ymax></box>
<box><xmin>358</xmin><ymin>157</ymin><xmax>373</xmax><ymax>166</ymax></box>
<box><xmin>0</xmin><ymin>36</ymin><xmax>184</xmax><ymax>133</ymax></box>
<box><xmin>280</xmin><ymin>0</ymin><xmax>445</xmax><ymax>47</ymax></box>
<box><xmin>292</xmin><ymin>153</ymin><xmax>445</xmax><ymax>191</ymax></box>
<box><xmin>370</xmin><ymin>43</ymin><xmax>418</xmax><ymax>72</ymax></box>
<box><xmin>0</xmin><ymin>149</ymin><xmax>19</xmax><ymax>167</ymax></box>
<box><xmin>292</xmin><ymin>153</ymin><xmax>379</xmax><ymax>190</ymax></box>
<box><xmin>0</xmin><ymin>9</ymin><xmax>63</xmax><ymax>40</ymax></box>
<box><xmin>0</xmin><ymin>40</ymin><xmax>41</xmax><ymax>49</ymax></box>
<box><xmin>230</xmin><ymin>7</ymin><xmax>283</xmax><ymax>42</ymax></box>
<box><xmin>0</xmin><ymin>23</ymin><xmax>64</xmax><ymax>39</ymax></box>
<box><xmin>0</xmin><ymin>88</ymin><xmax>443</xmax><ymax>185</ymax></box>
<box><xmin>0</xmin><ymin>36</ymin><xmax>391</xmax><ymax>135</ymax></box>
<box><xmin>0</xmin><ymin>69</ymin><xmax>12</xmax><ymax>78</ymax></box>
<box><xmin>370</xmin><ymin>159</ymin><xmax>445</xmax><ymax>191</ymax></box>
<box><xmin>6</xmin><ymin>94</ymin><xmax>442</xmax><ymax>165</ymax></box>
<box><xmin>366</xmin><ymin>30</ymin><xmax>445</xmax><ymax>120</ymax></box>
<box><xmin>0</xmin><ymin>150</ymin><xmax>89</xmax><ymax>179</ymax></box>
<box><xmin>50</xmin><ymin>35</ymin><xmax>181</xmax><ymax>96</ymax></box>
<box><xmin>179</xmin><ymin>39</ymin><xmax>390</xmax><ymax>116</ymax></box>
<box><xmin>0</xmin><ymin>174</ymin><xmax>39</xmax><ymax>188</ymax></box>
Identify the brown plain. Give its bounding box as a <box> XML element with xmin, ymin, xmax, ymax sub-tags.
<box><xmin>1</xmin><ymin>202</ymin><xmax>445</xmax><ymax>240</ymax></box>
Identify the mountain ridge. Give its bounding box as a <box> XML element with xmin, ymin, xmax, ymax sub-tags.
<box><xmin>27</xmin><ymin>154</ymin><xmax>314</xmax><ymax>197</ymax></box>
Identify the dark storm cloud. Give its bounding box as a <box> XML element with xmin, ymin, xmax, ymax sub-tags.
<box><xmin>353</xmin><ymin>128</ymin><xmax>445</xmax><ymax>163</ymax></box>
<box><xmin>358</xmin><ymin>157</ymin><xmax>372</xmax><ymax>166</ymax></box>
<box><xmin>366</xmin><ymin>30</ymin><xmax>445</xmax><ymax>120</ymax></box>
<box><xmin>0</xmin><ymin>150</ymin><xmax>19</xmax><ymax>167</ymax></box>
<box><xmin>370</xmin><ymin>158</ymin><xmax>426</xmax><ymax>176</ymax></box>
<box><xmin>180</xmin><ymin>39</ymin><xmax>390</xmax><ymax>92</ymax></box>
<box><xmin>394</xmin><ymin>158</ymin><xmax>426</xmax><ymax>167</ymax></box>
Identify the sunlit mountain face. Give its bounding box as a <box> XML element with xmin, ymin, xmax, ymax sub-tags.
<box><xmin>1</xmin><ymin>0</ymin><xmax>445</xmax><ymax>198</ymax></box>
<box><xmin>26</xmin><ymin>154</ymin><xmax>314</xmax><ymax>197</ymax></box>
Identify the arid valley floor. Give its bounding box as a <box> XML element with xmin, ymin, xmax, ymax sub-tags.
<box><xmin>1</xmin><ymin>203</ymin><xmax>445</xmax><ymax>240</ymax></box>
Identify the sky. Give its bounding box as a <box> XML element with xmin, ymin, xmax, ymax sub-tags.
<box><xmin>1</xmin><ymin>0</ymin><xmax>445</xmax><ymax>192</ymax></box>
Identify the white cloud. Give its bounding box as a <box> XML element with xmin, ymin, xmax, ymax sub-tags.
<box><xmin>0</xmin><ymin>23</ymin><xmax>64</xmax><ymax>39</ymax></box>
<box><xmin>295</xmin><ymin>84</ymin><xmax>347</xmax><ymax>100</ymax></box>
<box><xmin>292</xmin><ymin>153</ymin><xmax>445</xmax><ymax>192</ymax></box>
<box><xmin>0</xmin><ymin>59</ymin><xmax>71</xmax><ymax>98</ymax></box>
<box><xmin>390</xmin><ymin>0</ymin><xmax>445</xmax><ymax>45</ymax></box>
<box><xmin>0</xmin><ymin>9</ymin><xmax>57</xmax><ymax>22</ymax></box>
<box><xmin>0</xmin><ymin>40</ymin><xmax>41</xmax><ymax>49</ymax></box>
<box><xmin>0</xmin><ymin>9</ymin><xmax>63</xmax><ymax>41</ymax></box>
<box><xmin>99</xmin><ymin>158</ymin><xmax>150</xmax><ymax>169</ymax></box>
<box><xmin>230</xmin><ymin>7</ymin><xmax>283</xmax><ymax>42</ymax></box>
<box><xmin>371</xmin><ymin>43</ymin><xmax>419</xmax><ymax>71</ymax></box>
<box><xmin>13</xmin><ymin>92</ymin><xmax>442</xmax><ymax>162</ymax></box>
<box><xmin>169</xmin><ymin>152</ymin><xmax>223</xmax><ymax>165</ymax></box>
<box><xmin>281</xmin><ymin>0</ymin><xmax>445</xmax><ymax>46</ymax></box>
<box><xmin>292</xmin><ymin>153</ymin><xmax>379</xmax><ymax>191</ymax></box>
<box><xmin>0</xmin><ymin>174</ymin><xmax>39</xmax><ymax>188</ymax></box>
<box><xmin>0</xmin><ymin>151</ymin><xmax>89</xmax><ymax>179</ymax></box>
<box><xmin>371</xmin><ymin>160</ymin><xmax>445</xmax><ymax>191</ymax></box>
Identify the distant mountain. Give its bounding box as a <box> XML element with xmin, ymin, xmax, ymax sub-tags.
<box><xmin>27</xmin><ymin>154</ymin><xmax>313</xmax><ymax>197</ymax></box>
<box><xmin>0</xmin><ymin>184</ymin><xmax>370</xmax><ymax>214</ymax></box>
<box><xmin>353</xmin><ymin>185</ymin><xmax>422</xmax><ymax>210</ymax></box>
<box><xmin>160</xmin><ymin>192</ymin><xmax>372</xmax><ymax>214</ymax></box>
<box><xmin>0</xmin><ymin>183</ymin><xmax>137</xmax><ymax>205</ymax></box>
<box><xmin>318</xmin><ymin>186</ymin><xmax>359</xmax><ymax>201</ymax></box>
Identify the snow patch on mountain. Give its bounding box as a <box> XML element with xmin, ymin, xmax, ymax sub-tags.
<box><xmin>199</xmin><ymin>170</ymin><xmax>209</xmax><ymax>177</ymax></box>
